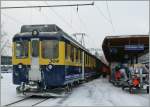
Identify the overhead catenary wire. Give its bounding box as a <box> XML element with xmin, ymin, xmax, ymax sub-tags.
<box><xmin>44</xmin><ymin>1</ymin><xmax>78</xmax><ymax>33</ymax></box>
<box><xmin>71</xmin><ymin>6</ymin><xmax>88</xmax><ymax>34</ymax></box>
<box><xmin>77</xmin><ymin>11</ymin><xmax>88</xmax><ymax>33</ymax></box>
<box><xmin>106</xmin><ymin>0</ymin><xmax>116</xmax><ymax>33</ymax></box>
<box><xmin>2</xmin><ymin>12</ymin><xmax>24</xmax><ymax>24</ymax></box>
<box><xmin>94</xmin><ymin>4</ymin><xmax>112</xmax><ymax>24</ymax></box>
<box><xmin>2</xmin><ymin>1</ymin><xmax>94</xmax><ymax>33</ymax></box>
<box><xmin>72</xmin><ymin>7</ymin><xmax>98</xmax><ymax>50</ymax></box>
<box><xmin>70</xmin><ymin>6</ymin><xmax>73</xmax><ymax>29</ymax></box>
<box><xmin>1</xmin><ymin>2</ymin><xmax>94</xmax><ymax>9</ymax></box>
<box><xmin>71</xmin><ymin>7</ymin><xmax>88</xmax><ymax>46</ymax></box>
<box><xmin>24</xmin><ymin>1</ymin><xmax>33</xmax><ymax>24</ymax></box>
<box><xmin>24</xmin><ymin>1</ymin><xmax>49</xmax><ymax>25</ymax></box>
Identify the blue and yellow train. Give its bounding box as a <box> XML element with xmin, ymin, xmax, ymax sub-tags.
<box><xmin>12</xmin><ymin>24</ymin><xmax>107</xmax><ymax>96</ymax></box>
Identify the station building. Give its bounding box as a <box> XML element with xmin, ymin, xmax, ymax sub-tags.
<box><xmin>102</xmin><ymin>35</ymin><xmax>149</xmax><ymax>74</ymax></box>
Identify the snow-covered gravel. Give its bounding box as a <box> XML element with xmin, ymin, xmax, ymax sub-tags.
<box><xmin>1</xmin><ymin>73</ymin><xmax>149</xmax><ymax>106</ymax></box>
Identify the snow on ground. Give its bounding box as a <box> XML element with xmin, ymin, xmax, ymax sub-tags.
<box><xmin>1</xmin><ymin>73</ymin><xmax>149</xmax><ymax>106</ymax></box>
<box><xmin>60</xmin><ymin>79</ymin><xmax>149</xmax><ymax>106</ymax></box>
<box><xmin>1</xmin><ymin>73</ymin><xmax>28</xmax><ymax>106</ymax></box>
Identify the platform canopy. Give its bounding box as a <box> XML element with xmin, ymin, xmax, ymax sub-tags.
<box><xmin>102</xmin><ymin>35</ymin><xmax>149</xmax><ymax>63</ymax></box>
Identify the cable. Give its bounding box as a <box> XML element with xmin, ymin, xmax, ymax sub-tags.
<box><xmin>24</xmin><ymin>1</ymin><xmax>33</xmax><ymax>24</ymax></box>
<box><xmin>72</xmin><ymin>7</ymin><xmax>98</xmax><ymax>50</ymax></box>
<box><xmin>44</xmin><ymin>1</ymin><xmax>77</xmax><ymax>33</ymax></box>
<box><xmin>77</xmin><ymin>11</ymin><xmax>87</xmax><ymax>33</ymax></box>
<box><xmin>72</xmin><ymin>7</ymin><xmax>88</xmax><ymax>34</ymax></box>
<box><xmin>24</xmin><ymin>1</ymin><xmax>48</xmax><ymax>24</ymax></box>
<box><xmin>106</xmin><ymin>0</ymin><xmax>116</xmax><ymax>33</ymax></box>
<box><xmin>94</xmin><ymin>4</ymin><xmax>111</xmax><ymax>24</ymax></box>
<box><xmin>70</xmin><ymin>6</ymin><xmax>73</xmax><ymax>29</ymax></box>
<box><xmin>2</xmin><ymin>12</ymin><xmax>24</xmax><ymax>24</ymax></box>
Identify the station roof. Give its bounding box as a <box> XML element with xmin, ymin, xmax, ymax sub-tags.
<box><xmin>102</xmin><ymin>35</ymin><xmax>149</xmax><ymax>63</ymax></box>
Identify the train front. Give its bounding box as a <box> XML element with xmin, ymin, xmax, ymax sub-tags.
<box><xmin>12</xmin><ymin>25</ymin><xmax>65</xmax><ymax>96</ymax></box>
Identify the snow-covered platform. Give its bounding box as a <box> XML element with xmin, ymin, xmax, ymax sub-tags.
<box><xmin>1</xmin><ymin>73</ymin><xmax>149</xmax><ymax>106</ymax></box>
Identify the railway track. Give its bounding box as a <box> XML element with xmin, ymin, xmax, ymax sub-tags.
<box><xmin>3</xmin><ymin>83</ymin><xmax>81</xmax><ymax>106</ymax></box>
<box><xmin>3</xmin><ymin>92</ymin><xmax>71</xmax><ymax>106</ymax></box>
<box><xmin>30</xmin><ymin>97</ymin><xmax>50</xmax><ymax>106</ymax></box>
<box><xmin>4</xmin><ymin>97</ymin><xmax>31</xmax><ymax>106</ymax></box>
<box><xmin>4</xmin><ymin>96</ymin><xmax>51</xmax><ymax>106</ymax></box>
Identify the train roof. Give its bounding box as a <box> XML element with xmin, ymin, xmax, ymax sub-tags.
<box><xmin>20</xmin><ymin>24</ymin><xmax>63</xmax><ymax>33</ymax></box>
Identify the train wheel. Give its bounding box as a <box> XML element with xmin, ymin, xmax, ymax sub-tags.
<box><xmin>74</xmin><ymin>82</ymin><xmax>77</xmax><ymax>87</ymax></box>
<box><xmin>103</xmin><ymin>74</ymin><xmax>107</xmax><ymax>78</ymax></box>
<box><xmin>66</xmin><ymin>84</ymin><xmax>72</xmax><ymax>92</ymax></box>
<box><xmin>147</xmin><ymin>86</ymin><xmax>149</xmax><ymax>93</ymax></box>
<box><xmin>68</xmin><ymin>84</ymin><xmax>71</xmax><ymax>92</ymax></box>
<box><xmin>65</xmin><ymin>84</ymin><xmax>70</xmax><ymax>93</ymax></box>
<box><xmin>114</xmin><ymin>82</ymin><xmax>117</xmax><ymax>86</ymax></box>
<box><xmin>76</xmin><ymin>81</ymin><xmax>79</xmax><ymax>87</ymax></box>
<box><xmin>77</xmin><ymin>80</ymin><xmax>80</xmax><ymax>85</ymax></box>
<box><xmin>129</xmin><ymin>87</ymin><xmax>134</xmax><ymax>94</ymax></box>
<box><xmin>16</xmin><ymin>86</ymin><xmax>21</xmax><ymax>94</ymax></box>
<box><xmin>122</xmin><ymin>86</ymin><xmax>125</xmax><ymax>90</ymax></box>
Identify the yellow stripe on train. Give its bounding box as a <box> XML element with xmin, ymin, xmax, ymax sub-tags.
<box><xmin>12</xmin><ymin>41</ymin><xmax>84</xmax><ymax>66</ymax></box>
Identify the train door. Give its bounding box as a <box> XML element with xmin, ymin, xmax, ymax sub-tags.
<box><xmin>28</xmin><ymin>38</ymin><xmax>41</xmax><ymax>81</ymax></box>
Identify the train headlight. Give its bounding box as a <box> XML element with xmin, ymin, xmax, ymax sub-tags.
<box><xmin>48</xmin><ymin>64</ymin><xmax>53</xmax><ymax>69</ymax></box>
<box><xmin>47</xmin><ymin>64</ymin><xmax>53</xmax><ymax>70</ymax></box>
<box><xmin>18</xmin><ymin>64</ymin><xmax>22</xmax><ymax>69</ymax></box>
<box><xmin>32</xmin><ymin>29</ymin><xmax>39</xmax><ymax>36</ymax></box>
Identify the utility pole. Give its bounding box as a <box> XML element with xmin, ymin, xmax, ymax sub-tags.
<box><xmin>72</xmin><ymin>33</ymin><xmax>87</xmax><ymax>47</ymax></box>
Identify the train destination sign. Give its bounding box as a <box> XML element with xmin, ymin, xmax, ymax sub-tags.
<box><xmin>124</xmin><ymin>45</ymin><xmax>144</xmax><ymax>51</ymax></box>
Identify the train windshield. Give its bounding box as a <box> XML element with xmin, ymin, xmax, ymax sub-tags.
<box><xmin>15</xmin><ymin>41</ymin><xmax>28</xmax><ymax>58</ymax></box>
<box><xmin>42</xmin><ymin>40</ymin><xmax>59</xmax><ymax>59</ymax></box>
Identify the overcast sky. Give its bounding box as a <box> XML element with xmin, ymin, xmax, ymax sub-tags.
<box><xmin>1</xmin><ymin>1</ymin><xmax>149</xmax><ymax>56</ymax></box>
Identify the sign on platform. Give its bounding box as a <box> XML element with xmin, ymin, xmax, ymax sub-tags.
<box><xmin>124</xmin><ymin>45</ymin><xmax>144</xmax><ymax>51</ymax></box>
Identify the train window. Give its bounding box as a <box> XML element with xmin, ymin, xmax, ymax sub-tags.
<box><xmin>92</xmin><ymin>58</ymin><xmax>94</xmax><ymax>67</ymax></box>
<box><xmin>88</xmin><ymin>56</ymin><xmax>90</xmax><ymax>65</ymax></box>
<box><xmin>42</xmin><ymin>40</ymin><xmax>59</xmax><ymax>59</ymax></box>
<box><xmin>90</xmin><ymin>57</ymin><xmax>91</xmax><ymax>66</ymax></box>
<box><xmin>80</xmin><ymin>51</ymin><xmax>82</xmax><ymax>63</ymax></box>
<box><xmin>84</xmin><ymin>54</ymin><xmax>86</xmax><ymax>64</ymax></box>
<box><xmin>76</xmin><ymin>48</ymin><xmax>78</xmax><ymax>62</ymax></box>
<box><xmin>78</xmin><ymin>50</ymin><xmax>80</xmax><ymax>63</ymax></box>
<box><xmin>70</xmin><ymin>45</ymin><xmax>74</xmax><ymax>62</ymax></box>
<box><xmin>65</xmin><ymin>43</ymin><xmax>70</xmax><ymax>60</ymax></box>
<box><xmin>86</xmin><ymin>54</ymin><xmax>88</xmax><ymax>65</ymax></box>
<box><xmin>88</xmin><ymin>56</ymin><xmax>89</xmax><ymax>65</ymax></box>
<box><xmin>86</xmin><ymin>54</ymin><xmax>88</xmax><ymax>64</ymax></box>
<box><xmin>15</xmin><ymin>41</ymin><xmax>28</xmax><ymax>58</ymax></box>
<box><xmin>91</xmin><ymin>57</ymin><xmax>92</xmax><ymax>66</ymax></box>
<box><xmin>85</xmin><ymin>54</ymin><xmax>87</xmax><ymax>65</ymax></box>
<box><xmin>89</xmin><ymin>56</ymin><xmax>90</xmax><ymax>66</ymax></box>
<box><xmin>68</xmin><ymin>44</ymin><xmax>70</xmax><ymax>60</ymax></box>
<box><xmin>89</xmin><ymin>56</ymin><xmax>91</xmax><ymax>66</ymax></box>
<box><xmin>65</xmin><ymin>43</ymin><xmax>68</xmax><ymax>60</ymax></box>
<box><xmin>31</xmin><ymin>40</ymin><xmax>39</xmax><ymax>57</ymax></box>
<box><xmin>87</xmin><ymin>55</ymin><xmax>89</xmax><ymax>65</ymax></box>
